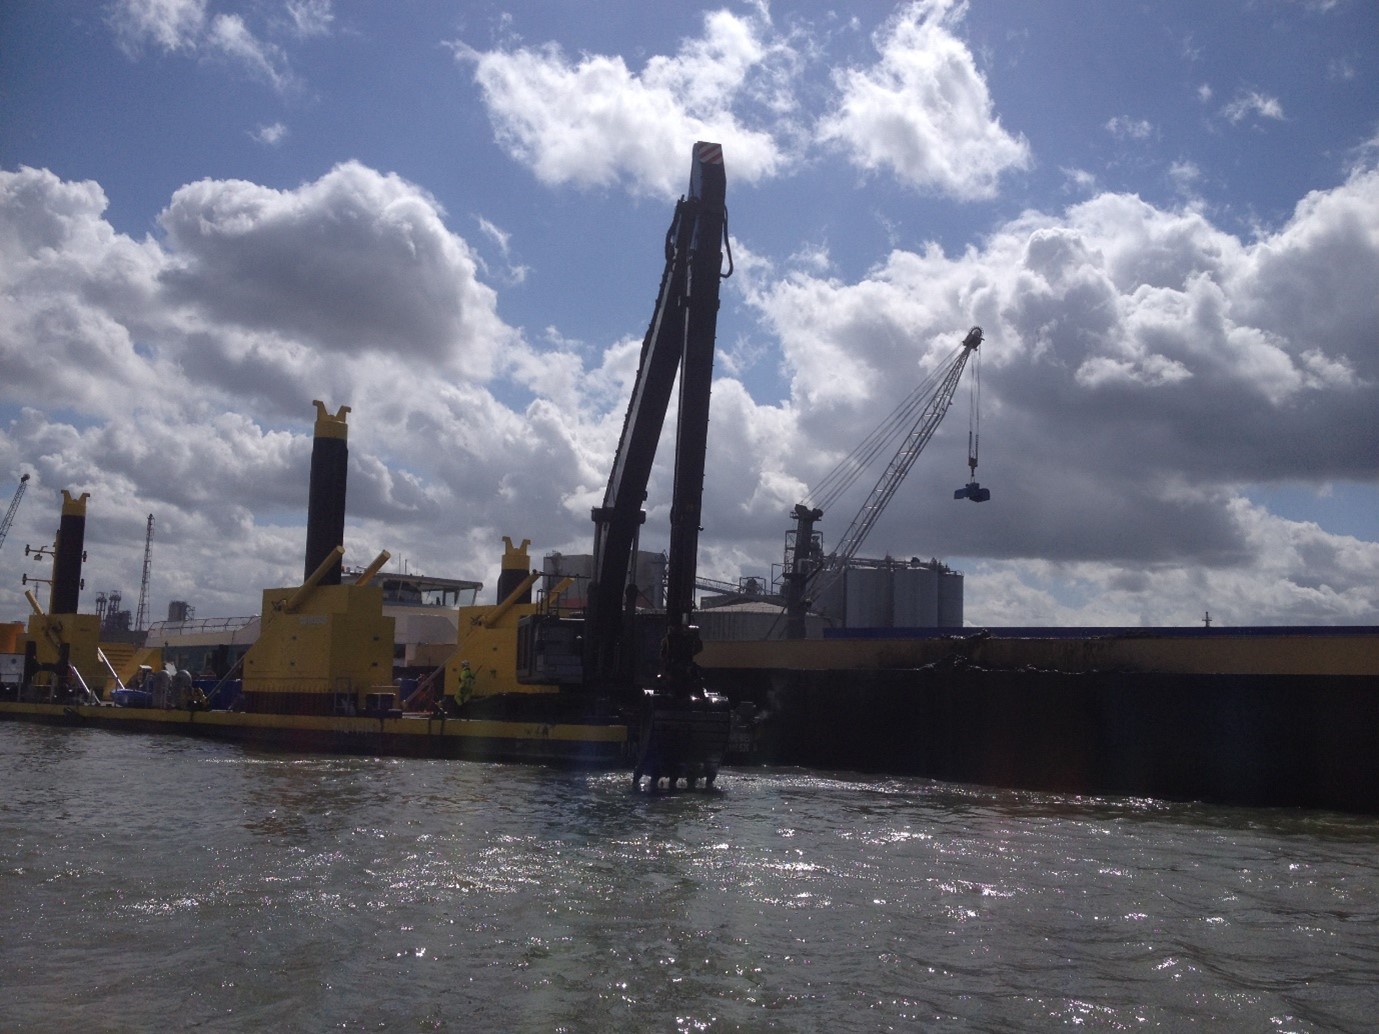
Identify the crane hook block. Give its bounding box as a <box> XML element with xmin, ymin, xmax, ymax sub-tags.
<box><xmin>954</xmin><ymin>481</ymin><xmax>991</xmax><ymax>502</ymax></box>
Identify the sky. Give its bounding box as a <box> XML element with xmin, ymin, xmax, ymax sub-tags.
<box><xmin>2</xmin><ymin>0</ymin><xmax>1377</xmax><ymax>630</ymax></box>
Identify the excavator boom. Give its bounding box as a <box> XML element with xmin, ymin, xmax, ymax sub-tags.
<box><xmin>580</xmin><ymin>142</ymin><xmax>732</xmax><ymax>789</ymax></box>
<box><xmin>586</xmin><ymin>142</ymin><xmax>729</xmax><ymax>694</ymax></box>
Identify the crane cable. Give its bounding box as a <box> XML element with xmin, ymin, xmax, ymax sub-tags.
<box><xmin>807</xmin><ymin>345</ymin><xmax>961</xmax><ymax>514</ymax></box>
<box><xmin>967</xmin><ymin>342</ymin><xmax>981</xmax><ymax>478</ymax></box>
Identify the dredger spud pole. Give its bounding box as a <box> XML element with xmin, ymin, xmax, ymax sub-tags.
<box><xmin>50</xmin><ymin>490</ymin><xmax>90</xmax><ymax>615</ymax></box>
<box><xmin>303</xmin><ymin>401</ymin><xmax>350</xmax><ymax>586</ymax></box>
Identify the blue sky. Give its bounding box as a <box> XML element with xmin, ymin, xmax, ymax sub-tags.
<box><xmin>2</xmin><ymin>0</ymin><xmax>1377</xmax><ymax>627</ymax></box>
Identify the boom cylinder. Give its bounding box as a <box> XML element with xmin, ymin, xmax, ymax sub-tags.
<box><xmin>50</xmin><ymin>490</ymin><xmax>90</xmax><ymax>615</ymax></box>
<box><xmin>304</xmin><ymin>401</ymin><xmax>350</xmax><ymax>586</ymax></box>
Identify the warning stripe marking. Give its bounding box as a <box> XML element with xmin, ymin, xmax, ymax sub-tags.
<box><xmin>695</xmin><ymin>142</ymin><xmax>723</xmax><ymax>164</ymax></box>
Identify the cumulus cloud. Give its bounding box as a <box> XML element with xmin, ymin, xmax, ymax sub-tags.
<box><xmin>0</xmin><ymin>163</ymin><xmax>516</xmax><ymax>426</ymax></box>
<box><xmin>733</xmin><ymin>167</ymin><xmax>1379</xmax><ymax>620</ymax></box>
<box><xmin>157</xmin><ymin>162</ymin><xmax>514</xmax><ymax>377</ymax></box>
<box><xmin>4</xmin><ymin>158</ymin><xmax>1378</xmax><ymax>625</ymax></box>
<box><xmin>965</xmin><ymin>500</ymin><xmax>1379</xmax><ymax>627</ymax></box>
<box><xmin>454</xmin><ymin>9</ymin><xmax>789</xmax><ymax>198</ymax></box>
<box><xmin>0</xmin><ymin>167</ymin><xmax>169</xmax><ymax>416</ymax></box>
<box><xmin>453</xmin><ymin>1</ymin><xmax>1026</xmax><ymax>203</ymax></box>
<box><xmin>0</xmin><ymin>162</ymin><xmax>552</xmax><ymax>613</ymax></box>
<box><xmin>817</xmin><ymin>0</ymin><xmax>1030</xmax><ymax>199</ymax></box>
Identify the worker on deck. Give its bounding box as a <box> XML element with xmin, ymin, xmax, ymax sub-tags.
<box><xmin>453</xmin><ymin>660</ymin><xmax>476</xmax><ymax>715</ymax></box>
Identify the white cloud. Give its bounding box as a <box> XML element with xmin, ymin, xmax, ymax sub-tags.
<box><xmin>817</xmin><ymin>0</ymin><xmax>1030</xmax><ymax>199</ymax></box>
<box><xmin>207</xmin><ymin>13</ymin><xmax>292</xmax><ymax>91</ymax></box>
<box><xmin>1222</xmin><ymin>90</ymin><xmax>1285</xmax><ymax>124</ymax></box>
<box><xmin>156</xmin><ymin>162</ymin><xmax>514</xmax><ymax>378</ymax></box>
<box><xmin>1061</xmin><ymin>167</ymin><xmax>1097</xmax><ymax>194</ymax></box>
<box><xmin>109</xmin><ymin>0</ymin><xmax>207</xmax><ymax>54</ymax></box>
<box><xmin>732</xmin><ymin>168</ymin><xmax>1379</xmax><ymax>621</ymax></box>
<box><xmin>965</xmin><ymin>499</ymin><xmax>1379</xmax><ymax>627</ymax></box>
<box><xmin>4</xmin><ymin>160</ymin><xmax>1378</xmax><ymax>625</ymax></box>
<box><xmin>1106</xmin><ymin>116</ymin><xmax>1154</xmax><ymax>141</ymax></box>
<box><xmin>454</xmin><ymin>9</ymin><xmax>789</xmax><ymax>198</ymax></box>
<box><xmin>107</xmin><ymin>0</ymin><xmax>296</xmax><ymax>90</ymax></box>
<box><xmin>286</xmin><ymin>0</ymin><xmax>334</xmax><ymax>38</ymax></box>
<box><xmin>252</xmin><ymin>122</ymin><xmax>289</xmax><ymax>146</ymax></box>
<box><xmin>1168</xmin><ymin>159</ymin><xmax>1201</xmax><ymax>194</ymax></box>
<box><xmin>454</xmin><ymin>1</ymin><xmax>1027</xmax><ymax>202</ymax></box>
<box><xmin>474</xmin><ymin>216</ymin><xmax>529</xmax><ymax>285</ymax></box>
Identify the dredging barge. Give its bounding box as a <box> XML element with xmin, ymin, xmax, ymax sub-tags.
<box><xmin>2</xmin><ymin>142</ymin><xmax>740</xmax><ymax>787</ymax></box>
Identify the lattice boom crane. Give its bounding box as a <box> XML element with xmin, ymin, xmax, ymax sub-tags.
<box><xmin>135</xmin><ymin>514</ymin><xmax>154</xmax><ymax>632</ymax></box>
<box><xmin>781</xmin><ymin>327</ymin><xmax>985</xmax><ymax>638</ymax></box>
<box><xmin>0</xmin><ymin>473</ymin><xmax>31</xmax><ymax>553</ymax></box>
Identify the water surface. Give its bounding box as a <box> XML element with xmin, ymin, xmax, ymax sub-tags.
<box><xmin>2</xmin><ymin>723</ymin><xmax>1375</xmax><ymax>1030</ymax></box>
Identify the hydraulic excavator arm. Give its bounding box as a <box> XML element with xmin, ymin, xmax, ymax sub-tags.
<box><xmin>581</xmin><ymin>142</ymin><xmax>733</xmax><ymax>789</ymax></box>
<box><xmin>585</xmin><ymin>142</ymin><xmax>729</xmax><ymax>696</ymax></box>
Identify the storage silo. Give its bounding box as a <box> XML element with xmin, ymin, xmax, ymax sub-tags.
<box><xmin>893</xmin><ymin>564</ymin><xmax>938</xmax><ymax>627</ymax></box>
<box><xmin>811</xmin><ymin>569</ymin><xmax>847</xmax><ymax>629</ymax></box>
<box><xmin>542</xmin><ymin>552</ymin><xmax>593</xmax><ymax>609</ymax></box>
<box><xmin>937</xmin><ymin>569</ymin><xmax>964</xmax><ymax>627</ymax></box>
<box><xmin>846</xmin><ymin>565</ymin><xmax>892</xmax><ymax>628</ymax></box>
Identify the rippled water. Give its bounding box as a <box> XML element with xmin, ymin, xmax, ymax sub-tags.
<box><xmin>2</xmin><ymin>723</ymin><xmax>1377</xmax><ymax>1031</ymax></box>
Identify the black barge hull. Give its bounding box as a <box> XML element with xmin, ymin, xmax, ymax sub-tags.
<box><xmin>716</xmin><ymin>665</ymin><xmax>1379</xmax><ymax>814</ymax></box>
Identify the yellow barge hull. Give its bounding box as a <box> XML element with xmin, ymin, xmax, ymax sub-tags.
<box><xmin>0</xmin><ymin>700</ymin><xmax>628</xmax><ymax>765</ymax></box>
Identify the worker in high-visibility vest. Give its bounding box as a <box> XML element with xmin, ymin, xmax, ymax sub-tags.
<box><xmin>453</xmin><ymin>660</ymin><xmax>476</xmax><ymax>714</ymax></box>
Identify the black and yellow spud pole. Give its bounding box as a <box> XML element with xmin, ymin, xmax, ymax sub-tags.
<box><xmin>50</xmin><ymin>490</ymin><xmax>90</xmax><ymax>615</ymax></box>
<box><xmin>303</xmin><ymin>401</ymin><xmax>350</xmax><ymax>586</ymax></box>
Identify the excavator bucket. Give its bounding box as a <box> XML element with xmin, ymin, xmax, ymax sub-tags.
<box><xmin>954</xmin><ymin>481</ymin><xmax>991</xmax><ymax>502</ymax></box>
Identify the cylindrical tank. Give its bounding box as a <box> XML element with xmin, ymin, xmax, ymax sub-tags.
<box><xmin>50</xmin><ymin>490</ymin><xmax>90</xmax><ymax>615</ymax></box>
<box><xmin>938</xmin><ymin>570</ymin><xmax>964</xmax><ymax>627</ymax></box>
<box><xmin>303</xmin><ymin>401</ymin><xmax>350</xmax><ymax>585</ymax></box>
<box><xmin>810</xmin><ymin>567</ymin><xmax>846</xmax><ymax>627</ymax></box>
<box><xmin>893</xmin><ymin>565</ymin><xmax>939</xmax><ymax>627</ymax></box>
<box><xmin>543</xmin><ymin>553</ymin><xmax>594</xmax><ymax>609</ymax></box>
<box><xmin>845</xmin><ymin>566</ymin><xmax>891</xmax><ymax>628</ymax></box>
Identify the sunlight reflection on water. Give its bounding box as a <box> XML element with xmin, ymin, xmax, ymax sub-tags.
<box><xmin>2</xmin><ymin>724</ymin><xmax>1378</xmax><ymax>1030</ymax></box>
